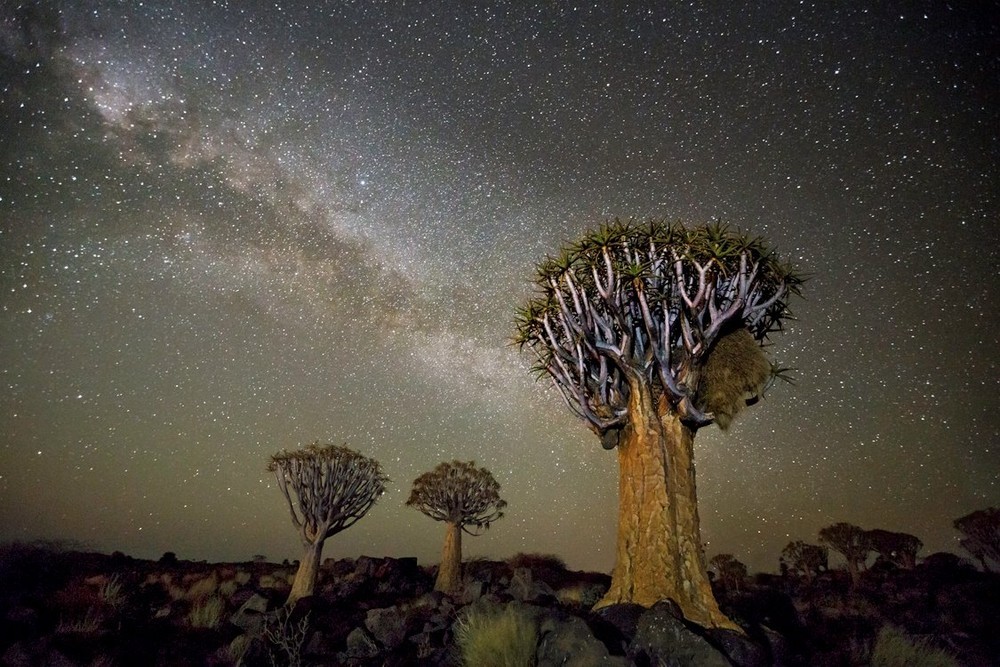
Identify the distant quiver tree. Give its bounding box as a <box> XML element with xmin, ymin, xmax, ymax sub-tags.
<box><xmin>780</xmin><ymin>540</ymin><xmax>828</xmax><ymax>583</ymax></box>
<box><xmin>954</xmin><ymin>507</ymin><xmax>1000</xmax><ymax>572</ymax></box>
<box><xmin>864</xmin><ymin>528</ymin><xmax>922</xmax><ymax>569</ymax></box>
<box><xmin>268</xmin><ymin>443</ymin><xmax>388</xmax><ymax>605</ymax></box>
<box><xmin>708</xmin><ymin>553</ymin><xmax>748</xmax><ymax>594</ymax></box>
<box><xmin>407</xmin><ymin>460</ymin><xmax>506</xmax><ymax>594</ymax></box>
<box><xmin>818</xmin><ymin>522</ymin><xmax>870</xmax><ymax>586</ymax></box>
<box><xmin>514</xmin><ymin>219</ymin><xmax>803</xmax><ymax>630</ymax></box>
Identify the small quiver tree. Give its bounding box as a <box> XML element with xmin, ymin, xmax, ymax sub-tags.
<box><xmin>780</xmin><ymin>540</ymin><xmax>828</xmax><ymax>584</ymax></box>
<box><xmin>954</xmin><ymin>507</ymin><xmax>1000</xmax><ymax>572</ymax></box>
<box><xmin>406</xmin><ymin>461</ymin><xmax>506</xmax><ymax>595</ymax></box>
<box><xmin>268</xmin><ymin>443</ymin><xmax>388</xmax><ymax>606</ymax></box>
<box><xmin>514</xmin><ymin>220</ymin><xmax>802</xmax><ymax>630</ymax></box>
<box><xmin>818</xmin><ymin>522</ymin><xmax>870</xmax><ymax>587</ymax></box>
<box><xmin>864</xmin><ymin>529</ymin><xmax>922</xmax><ymax>569</ymax></box>
<box><xmin>708</xmin><ymin>554</ymin><xmax>748</xmax><ymax>594</ymax></box>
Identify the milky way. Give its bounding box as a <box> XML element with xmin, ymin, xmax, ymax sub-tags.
<box><xmin>1</xmin><ymin>1</ymin><xmax>997</xmax><ymax>572</ymax></box>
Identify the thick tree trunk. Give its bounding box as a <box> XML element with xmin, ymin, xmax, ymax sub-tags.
<box><xmin>286</xmin><ymin>539</ymin><xmax>324</xmax><ymax>606</ymax></box>
<box><xmin>846</xmin><ymin>558</ymin><xmax>860</xmax><ymax>587</ymax></box>
<box><xmin>435</xmin><ymin>521</ymin><xmax>463</xmax><ymax>594</ymax></box>
<box><xmin>594</xmin><ymin>381</ymin><xmax>739</xmax><ymax>631</ymax></box>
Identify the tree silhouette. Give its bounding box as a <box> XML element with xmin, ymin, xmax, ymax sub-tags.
<box><xmin>954</xmin><ymin>507</ymin><xmax>1000</xmax><ymax>572</ymax></box>
<box><xmin>864</xmin><ymin>529</ymin><xmax>922</xmax><ymax>569</ymax></box>
<box><xmin>268</xmin><ymin>443</ymin><xmax>387</xmax><ymax>605</ymax></box>
<box><xmin>818</xmin><ymin>522</ymin><xmax>870</xmax><ymax>586</ymax></box>
<box><xmin>406</xmin><ymin>460</ymin><xmax>506</xmax><ymax>594</ymax></box>
<box><xmin>709</xmin><ymin>554</ymin><xmax>748</xmax><ymax>594</ymax></box>
<box><xmin>780</xmin><ymin>541</ymin><xmax>828</xmax><ymax>583</ymax></box>
<box><xmin>515</xmin><ymin>220</ymin><xmax>802</xmax><ymax>629</ymax></box>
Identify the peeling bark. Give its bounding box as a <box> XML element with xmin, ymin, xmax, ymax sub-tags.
<box><xmin>435</xmin><ymin>521</ymin><xmax>462</xmax><ymax>594</ymax></box>
<box><xmin>594</xmin><ymin>379</ymin><xmax>739</xmax><ymax>631</ymax></box>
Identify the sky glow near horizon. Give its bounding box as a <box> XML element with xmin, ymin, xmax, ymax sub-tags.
<box><xmin>1</xmin><ymin>1</ymin><xmax>997</xmax><ymax>573</ymax></box>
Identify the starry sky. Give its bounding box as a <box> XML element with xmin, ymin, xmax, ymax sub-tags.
<box><xmin>1</xmin><ymin>1</ymin><xmax>997</xmax><ymax>574</ymax></box>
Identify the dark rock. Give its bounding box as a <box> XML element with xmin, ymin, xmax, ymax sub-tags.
<box><xmin>590</xmin><ymin>602</ymin><xmax>646</xmax><ymax>653</ymax></box>
<box><xmin>365</xmin><ymin>606</ymin><xmax>408</xmax><ymax>649</ymax></box>
<box><xmin>628</xmin><ymin>601</ymin><xmax>731</xmax><ymax>667</ymax></box>
<box><xmin>354</xmin><ymin>555</ymin><xmax>380</xmax><ymax>578</ymax></box>
<box><xmin>705</xmin><ymin>627</ymin><xmax>770</xmax><ymax>667</ymax></box>
<box><xmin>536</xmin><ymin>609</ymin><xmax>628</xmax><ymax>666</ymax></box>
<box><xmin>761</xmin><ymin>625</ymin><xmax>800</xmax><ymax>667</ymax></box>
<box><xmin>323</xmin><ymin>572</ymin><xmax>366</xmax><ymax>600</ymax></box>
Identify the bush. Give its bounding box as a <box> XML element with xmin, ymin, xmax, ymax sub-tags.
<box><xmin>506</xmin><ymin>552</ymin><xmax>569</xmax><ymax>585</ymax></box>
<box><xmin>870</xmin><ymin>626</ymin><xmax>958</xmax><ymax>667</ymax></box>
<box><xmin>506</xmin><ymin>553</ymin><xmax>567</xmax><ymax>572</ymax></box>
<box><xmin>454</xmin><ymin>602</ymin><xmax>538</xmax><ymax>667</ymax></box>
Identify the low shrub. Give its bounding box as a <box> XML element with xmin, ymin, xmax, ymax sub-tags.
<box><xmin>454</xmin><ymin>602</ymin><xmax>538</xmax><ymax>667</ymax></box>
<box><xmin>507</xmin><ymin>552</ymin><xmax>571</xmax><ymax>588</ymax></box>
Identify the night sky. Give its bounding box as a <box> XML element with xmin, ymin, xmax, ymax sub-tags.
<box><xmin>1</xmin><ymin>1</ymin><xmax>997</xmax><ymax>574</ymax></box>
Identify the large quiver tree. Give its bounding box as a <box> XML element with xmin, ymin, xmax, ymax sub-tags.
<box><xmin>514</xmin><ymin>220</ymin><xmax>802</xmax><ymax>630</ymax></box>
<box><xmin>407</xmin><ymin>460</ymin><xmax>506</xmax><ymax>594</ymax></box>
<box><xmin>268</xmin><ymin>443</ymin><xmax>388</xmax><ymax>606</ymax></box>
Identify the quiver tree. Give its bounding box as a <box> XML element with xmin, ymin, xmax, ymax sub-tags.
<box><xmin>864</xmin><ymin>529</ymin><xmax>922</xmax><ymax>569</ymax></box>
<box><xmin>514</xmin><ymin>219</ymin><xmax>802</xmax><ymax>630</ymax></box>
<box><xmin>268</xmin><ymin>443</ymin><xmax>388</xmax><ymax>605</ymax></box>
<box><xmin>406</xmin><ymin>460</ymin><xmax>506</xmax><ymax>594</ymax></box>
<box><xmin>708</xmin><ymin>554</ymin><xmax>748</xmax><ymax>594</ymax></box>
<box><xmin>954</xmin><ymin>507</ymin><xmax>1000</xmax><ymax>572</ymax></box>
<box><xmin>780</xmin><ymin>540</ymin><xmax>828</xmax><ymax>583</ymax></box>
<box><xmin>818</xmin><ymin>522</ymin><xmax>870</xmax><ymax>586</ymax></box>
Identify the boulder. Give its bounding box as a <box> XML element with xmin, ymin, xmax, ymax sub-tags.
<box><xmin>343</xmin><ymin>626</ymin><xmax>381</xmax><ymax>659</ymax></box>
<box><xmin>354</xmin><ymin>555</ymin><xmax>381</xmax><ymax>578</ymax></box>
<box><xmin>704</xmin><ymin>626</ymin><xmax>771</xmax><ymax>667</ymax></box>
<box><xmin>229</xmin><ymin>592</ymin><xmax>272</xmax><ymax>633</ymax></box>
<box><xmin>364</xmin><ymin>606</ymin><xmax>409</xmax><ymax>649</ymax></box>
<box><xmin>628</xmin><ymin>601</ymin><xmax>731</xmax><ymax>667</ymax></box>
<box><xmin>536</xmin><ymin>609</ymin><xmax>629</xmax><ymax>666</ymax></box>
<box><xmin>460</xmin><ymin>579</ymin><xmax>485</xmax><ymax>604</ymax></box>
<box><xmin>590</xmin><ymin>602</ymin><xmax>646</xmax><ymax>653</ymax></box>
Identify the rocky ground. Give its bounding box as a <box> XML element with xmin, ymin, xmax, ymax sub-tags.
<box><xmin>0</xmin><ymin>543</ymin><xmax>997</xmax><ymax>666</ymax></box>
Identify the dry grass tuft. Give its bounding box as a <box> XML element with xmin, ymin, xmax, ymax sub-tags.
<box><xmin>187</xmin><ymin>595</ymin><xmax>225</xmax><ymax>629</ymax></box>
<box><xmin>454</xmin><ymin>602</ymin><xmax>538</xmax><ymax>667</ymax></box>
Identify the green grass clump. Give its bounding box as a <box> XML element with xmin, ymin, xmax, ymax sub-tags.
<box><xmin>870</xmin><ymin>626</ymin><xmax>958</xmax><ymax>667</ymax></box>
<box><xmin>454</xmin><ymin>602</ymin><xmax>538</xmax><ymax>667</ymax></box>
